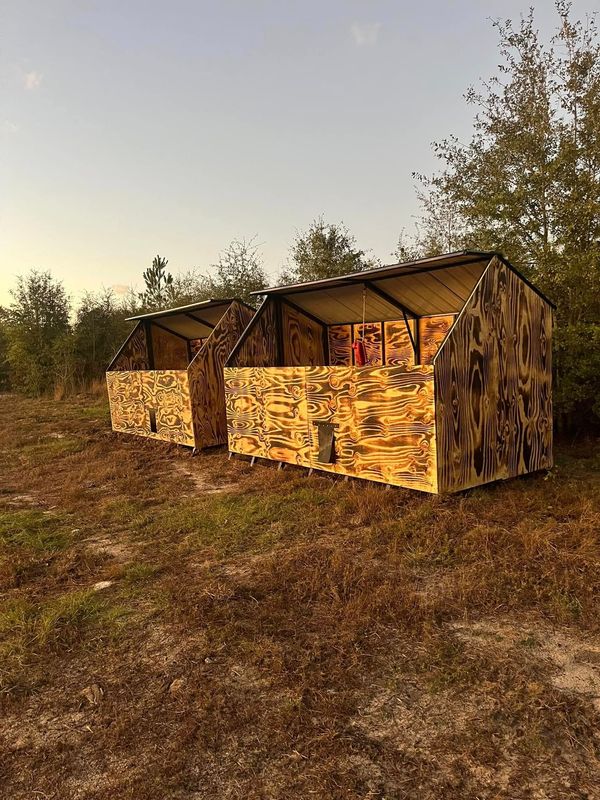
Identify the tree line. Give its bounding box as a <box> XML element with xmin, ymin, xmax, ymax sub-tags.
<box><xmin>1</xmin><ymin>3</ymin><xmax>598</xmax><ymax>429</ymax></box>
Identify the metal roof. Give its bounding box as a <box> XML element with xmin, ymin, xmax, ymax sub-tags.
<box><xmin>126</xmin><ymin>298</ymin><xmax>247</xmax><ymax>339</ymax></box>
<box><xmin>250</xmin><ymin>251</ymin><xmax>555</xmax><ymax>322</ymax></box>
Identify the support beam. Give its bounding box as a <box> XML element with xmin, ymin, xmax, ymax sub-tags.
<box><xmin>151</xmin><ymin>320</ymin><xmax>190</xmax><ymax>343</ymax></box>
<box><xmin>362</xmin><ymin>281</ymin><xmax>419</xmax><ymax>362</ymax></box>
<box><xmin>144</xmin><ymin>321</ymin><xmax>154</xmax><ymax>369</ymax></box>
<box><xmin>184</xmin><ymin>312</ymin><xmax>216</xmax><ymax>330</ymax></box>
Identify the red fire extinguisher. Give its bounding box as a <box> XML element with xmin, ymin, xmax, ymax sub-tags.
<box><xmin>352</xmin><ymin>338</ymin><xmax>366</xmax><ymax>366</ymax></box>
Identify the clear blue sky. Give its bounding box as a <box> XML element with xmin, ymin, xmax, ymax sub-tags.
<box><xmin>0</xmin><ymin>1</ymin><xmax>593</xmax><ymax>305</ymax></box>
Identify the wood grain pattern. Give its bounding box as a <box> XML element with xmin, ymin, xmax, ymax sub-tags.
<box><xmin>106</xmin><ymin>370</ymin><xmax>194</xmax><ymax>445</ymax></box>
<box><xmin>435</xmin><ymin>257</ymin><xmax>553</xmax><ymax>493</ymax></box>
<box><xmin>282</xmin><ymin>303</ymin><xmax>326</xmax><ymax>367</ymax></box>
<box><xmin>384</xmin><ymin>319</ymin><xmax>415</xmax><ymax>367</ymax></box>
<box><xmin>352</xmin><ymin>323</ymin><xmax>383</xmax><ymax>366</ymax></box>
<box><xmin>151</xmin><ymin>325</ymin><xmax>189</xmax><ymax>370</ymax></box>
<box><xmin>225</xmin><ymin>365</ymin><xmax>437</xmax><ymax>492</ymax></box>
<box><xmin>229</xmin><ymin>298</ymin><xmax>278</xmax><ymax>368</ymax></box>
<box><xmin>110</xmin><ymin>323</ymin><xmax>149</xmax><ymax>370</ymax></box>
<box><xmin>419</xmin><ymin>315</ymin><xmax>456</xmax><ymax>365</ymax></box>
<box><xmin>188</xmin><ymin>300</ymin><xmax>255</xmax><ymax>448</ymax></box>
<box><xmin>328</xmin><ymin>325</ymin><xmax>353</xmax><ymax>366</ymax></box>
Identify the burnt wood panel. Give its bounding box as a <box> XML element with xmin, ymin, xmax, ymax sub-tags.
<box><xmin>225</xmin><ymin>365</ymin><xmax>437</xmax><ymax>492</ymax></box>
<box><xmin>328</xmin><ymin>325</ymin><xmax>353</xmax><ymax>366</ymax></box>
<box><xmin>352</xmin><ymin>323</ymin><xmax>383</xmax><ymax>366</ymax></box>
<box><xmin>151</xmin><ymin>324</ymin><xmax>189</xmax><ymax>370</ymax></box>
<box><xmin>384</xmin><ymin>320</ymin><xmax>415</xmax><ymax>367</ymax></box>
<box><xmin>188</xmin><ymin>300</ymin><xmax>255</xmax><ymax>448</ymax></box>
<box><xmin>229</xmin><ymin>298</ymin><xmax>278</xmax><ymax>368</ymax></box>
<box><xmin>282</xmin><ymin>302</ymin><xmax>326</xmax><ymax>367</ymax></box>
<box><xmin>418</xmin><ymin>315</ymin><xmax>456</xmax><ymax>365</ymax></box>
<box><xmin>106</xmin><ymin>370</ymin><xmax>194</xmax><ymax>445</ymax></box>
<box><xmin>435</xmin><ymin>257</ymin><xmax>553</xmax><ymax>493</ymax></box>
<box><xmin>109</xmin><ymin>323</ymin><xmax>149</xmax><ymax>371</ymax></box>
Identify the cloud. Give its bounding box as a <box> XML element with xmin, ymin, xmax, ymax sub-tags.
<box><xmin>350</xmin><ymin>22</ymin><xmax>381</xmax><ymax>47</ymax></box>
<box><xmin>2</xmin><ymin>121</ymin><xmax>19</xmax><ymax>134</ymax></box>
<box><xmin>111</xmin><ymin>284</ymin><xmax>130</xmax><ymax>296</ymax></box>
<box><xmin>23</xmin><ymin>71</ymin><xmax>42</xmax><ymax>90</ymax></box>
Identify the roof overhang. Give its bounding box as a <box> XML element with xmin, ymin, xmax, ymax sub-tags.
<box><xmin>252</xmin><ymin>251</ymin><xmax>555</xmax><ymax>323</ymax></box>
<box><xmin>127</xmin><ymin>298</ymin><xmax>236</xmax><ymax>339</ymax></box>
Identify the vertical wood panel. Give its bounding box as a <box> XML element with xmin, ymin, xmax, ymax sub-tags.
<box><xmin>418</xmin><ymin>315</ymin><xmax>456</xmax><ymax>365</ymax></box>
<box><xmin>328</xmin><ymin>325</ymin><xmax>353</xmax><ymax>366</ymax></box>
<box><xmin>188</xmin><ymin>301</ymin><xmax>255</xmax><ymax>448</ymax></box>
<box><xmin>435</xmin><ymin>257</ymin><xmax>553</xmax><ymax>493</ymax></box>
<box><xmin>281</xmin><ymin>303</ymin><xmax>326</xmax><ymax>367</ymax></box>
<box><xmin>151</xmin><ymin>325</ymin><xmax>189</xmax><ymax>370</ymax></box>
<box><xmin>352</xmin><ymin>323</ymin><xmax>383</xmax><ymax>365</ymax></box>
<box><xmin>384</xmin><ymin>320</ymin><xmax>415</xmax><ymax>367</ymax></box>
<box><xmin>109</xmin><ymin>323</ymin><xmax>149</xmax><ymax>371</ymax></box>
<box><xmin>228</xmin><ymin>298</ymin><xmax>278</xmax><ymax>368</ymax></box>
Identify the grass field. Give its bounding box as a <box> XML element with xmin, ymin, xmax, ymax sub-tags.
<box><xmin>1</xmin><ymin>393</ymin><xmax>599</xmax><ymax>799</ymax></box>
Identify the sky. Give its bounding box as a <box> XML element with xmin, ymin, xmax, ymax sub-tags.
<box><xmin>0</xmin><ymin>0</ymin><xmax>595</xmax><ymax>306</ymax></box>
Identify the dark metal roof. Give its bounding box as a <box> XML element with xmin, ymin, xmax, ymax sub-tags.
<box><xmin>250</xmin><ymin>250</ymin><xmax>555</xmax><ymax>318</ymax></box>
<box><xmin>126</xmin><ymin>298</ymin><xmax>237</xmax><ymax>322</ymax></box>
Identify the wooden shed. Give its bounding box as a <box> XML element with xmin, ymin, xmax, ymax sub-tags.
<box><xmin>224</xmin><ymin>252</ymin><xmax>554</xmax><ymax>493</ymax></box>
<box><xmin>106</xmin><ymin>299</ymin><xmax>254</xmax><ymax>449</ymax></box>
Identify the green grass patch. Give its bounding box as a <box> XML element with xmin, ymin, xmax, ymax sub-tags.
<box><xmin>0</xmin><ymin>509</ymin><xmax>72</xmax><ymax>552</ymax></box>
<box><xmin>0</xmin><ymin>588</ymin><xmax>128</xmax><ymax>692</ymax></box>
<box><xmin>161</xmin><ymin>484</ymin><xmax>334</xmax><ymax>556</ymax></box>
<box><xmin>21</xmin><ymin>436</ymin><xmax>85</xmax><ymax>463</ymax></box>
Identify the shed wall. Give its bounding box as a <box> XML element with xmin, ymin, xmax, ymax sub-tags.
<box><xmin>188</xmin><ymin>300</ymin><xmax>255</xmax><ymax>448</ymax></box>
<box><xmin>434</xmin><ymin>257</ymin><xmax>553</xmax><ymax>492</ymax></box>
<box><xmin>225</xmin><ymin>365</ymin><xmax>437</xmax><ymax>492</ymax></box>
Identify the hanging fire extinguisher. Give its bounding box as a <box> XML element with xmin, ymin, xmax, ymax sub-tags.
<box><xmin>352</xmin><ymin>338</ymin><xmax>367</xmax><ymax>366</ymax></box>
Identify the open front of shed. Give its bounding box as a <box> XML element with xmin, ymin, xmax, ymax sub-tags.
<box><xmin>106</xmin><ymin>299</ymin><xmax>254</xmax><ymax>449</ymax></box>
<box><xmin>224</xmin><ymin>251</ymin><xmax>554</xmax><ymax>493</ymax></box>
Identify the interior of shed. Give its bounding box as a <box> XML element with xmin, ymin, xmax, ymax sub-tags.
<box><xmin>108</xmin><ymin>300</ymin><xmax>237</xmax><ymax>371</ymax></box>
<box><xmin>234</xmin><ymin>251</ymin><xmax>493</xmax><ymax>370</ymax></box>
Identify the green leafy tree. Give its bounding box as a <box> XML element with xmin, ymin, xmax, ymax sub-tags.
<box><xmin>73</xmin><ymin>290</ymin><xmax>132</xmax><ymax>383</ymax></box>
<box><xmin>411</xmin><ymin>2</ymin><xmax>600</xmax><ymax>427</ymax></box>
<box><xmin>6</xmin><ymin>270</ymin><xmax>71</xmax><ymax>395</ymax></box>
<box><xmin>139</xmin><ymin>255</ymin><xmax>173</xmax><ymax>310</ymax></box>
<box><xmin>205</xmin><ymin>237</ymin><xmax>268</xmax><ymax>305</ymax></box>
<box><xmin>281</xmin><ymin>217</ymin><xmax>377</xmax><ymax>284</ymax></box>
<box><xmin>0</xmin><ymin>307</ymin><xmax>10</xmax><ymax>390</ymax></box>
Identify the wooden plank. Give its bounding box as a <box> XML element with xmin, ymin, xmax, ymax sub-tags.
<box><xmin>228</xmin><ymin>297</ymin><xmax>278</xmax><ymax>368</ymax></box>
<box><xmin>106</xmin><ymin>369</ymin><xmax>194</xmax><ymax>446</ymax></box>
<box><xmin>281</xmin><ymin>301</ymin><xmax>326</xmax><ymax>367</ymax></box>
<box><xmin>384</xmin><ymin>319</ymin><xmax>415</xmax><ymax>367</ymax></box>
<box><xmin>151</xmin><ymin>324</ymin><xmax>189</xmax><ymax>370</ymax></box>
<box><xmin>108</xmin><ymin>322</ymin><xmax>149</xmax><ymax>371</ymax></box>
<box><xmin>434</xmin><ymin>257</ymin><xmax>553</xmax><ymax>492</ymax></box>
<box><xmin>418</xmin><ymin>315</ymin><xmax>456</xmax><ymax>365</ymax></box>
<box><xmin>225</xmin><ymin>364</ymin><xmax>437</xmax><ymax>492</ymax></box>
<box><xmin>188</xmin><ymin>300</ymin><xmax>255</xmax><ymax>448</ymax></box>
<box><xmin>328</xmin><ymin>324</ymin><xmax>353</xmax><ymax>366</ymax></box>
<box><xmin>352</xmin><ymin>322</ymin><xmax>383</xmax><ymax>366</ymax></box>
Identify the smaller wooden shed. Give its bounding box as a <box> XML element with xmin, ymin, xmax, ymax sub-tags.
<box><xmin>106</xmin><ymin>299</ymin><xmax>254</xmax><ymax>449</ymax></box>
<box><xmin>224</xmin><ymin>252</ymin><xmax>554</xmax><ymax>493</ymax></box>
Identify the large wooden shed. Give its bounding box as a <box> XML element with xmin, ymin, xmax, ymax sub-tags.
<box><xmin>224</xmin><ymin>252</ymin><xmax>554</xmax><ymax>493</ymax></box>
<box><xmin>106</xmin><ymin>299</ymin><xmax>254</xmax><ymax>449</ymax></box>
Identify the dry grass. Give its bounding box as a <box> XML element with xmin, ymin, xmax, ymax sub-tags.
<box><xmin>0</xmin><ymin>393</ymin><xmax>599</xmax><ymax>798</ymax></box>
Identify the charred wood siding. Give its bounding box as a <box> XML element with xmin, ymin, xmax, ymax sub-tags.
<box><xmin>188</xmin><ymin>300</ymin><xmax>255</xmax><ymax>448</ymax></box>
<box><xmin>434</xmin><ymin>257</ymin><xmax>553</xmax><ymax>493</ymax></box>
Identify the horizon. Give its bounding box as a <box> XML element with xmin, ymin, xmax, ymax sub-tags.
<box><xmin>1</xmin><ymin>0</ymin><xmax>594</xmax><ymax>307</ymax></box>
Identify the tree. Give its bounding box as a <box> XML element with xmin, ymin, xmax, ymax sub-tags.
<box><xmin>6</xmin><ymin>270</ymin><xmax>71</xmax><ymax>395</ymax></box>
<box><xmin>411</xmin><ymin>2</ymin><xmax>600</xmax><ymax>427</ymax></box>
<box><xmin>205</xmin><ymin>237</ymin><xmax>268</xmax><ymax>305</ymax></box>
<box><xmin>281</xmin><ymin>217</ymin><xmax>376</xmax><ymax>284</ymax></box>
<box><xmin>0</xmin><ymin>307</ymin><xmax>10</xmax><ymax>390</ymax></box>
<box><xmin>139</xmin><ymin>255</ymin><xmax>173</xmax><ymax>310</ymax></box>
<box><xmin>73</xmin><ymin>290</ymin><xmax>131</xmax><ymax>384</ymax></box>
